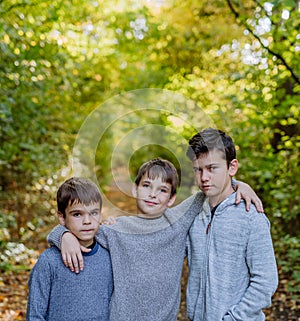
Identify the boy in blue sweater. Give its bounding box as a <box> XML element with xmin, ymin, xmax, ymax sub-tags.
<box><xmin>26</xmin><ymin>177</ymin><xmax>113</xmax><ymax>321</ymax></box>
<box><xmin>186</xmin><ymin>128</ymin><xmax>278</xmax><ymax>321</ymax></box>
<box><xmin>48</xmin><ymin>158</ymin><xmax>262</xmax><ymax>321</ymax></box>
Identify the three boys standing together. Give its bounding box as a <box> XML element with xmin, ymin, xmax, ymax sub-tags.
<box><xmin>26</xmin><ymin>128</ymin><xmax>278</xmax><ymax>321</ymax></box>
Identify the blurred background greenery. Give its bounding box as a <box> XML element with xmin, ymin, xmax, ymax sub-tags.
<box><xmin>0</xmin><ymin>0</ymin><xmax>299</xmax><ymax>299</ymax></box>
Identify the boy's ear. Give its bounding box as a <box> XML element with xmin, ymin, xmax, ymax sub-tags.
<box><xmin>229</xmin><ymin>159</ymin><xmax>238</xmax><ymax>176</ymax></box>
<box><xmin>167</xmin><ymin>194</ymin><xmax>176</xmax><ymax>207</ymax></box>
<box><xmin>132</xmin><ymin>183</ymin><xmax>138</xmax><ymax>198</ymax></box>
<box><xmin>57</xmin><ymin>211</ymin><xmax>65</xmax><ymax>226</ymax></box>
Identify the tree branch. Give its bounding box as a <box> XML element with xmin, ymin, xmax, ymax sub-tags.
<box><xmin>226</xmin><ymin>0</ymin><xmax>300</xmax><ymax>85</ymax></box>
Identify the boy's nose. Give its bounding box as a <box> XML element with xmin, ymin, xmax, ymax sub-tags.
<box><xmin>83</xmin><ymin>214</ymin><xmax>91</xmax><ymax>224</ymax></box>
<box><xmin>201</xmin><ymin>170</ymin><xmax>210</xmax><ymax>181</ymax></box>
<box><xmin>149</xmin><ymin>189</ymin><xmax>157</xmax><ymax>198</ymax></box>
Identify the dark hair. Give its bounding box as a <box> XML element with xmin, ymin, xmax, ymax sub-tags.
<box><xmin>57</xmin><ymin>177</ymin><xmax>102</xmax><ymax>216</ymax></box>
<box><xmin>186</xmin><ymin>128</ymin><xmax>236</xmax><ymax>167</ymax></box>
<box><xmin>134</xmin><ymin>158</ymin><xmax>178</xmax><ymax>196</ymax></box>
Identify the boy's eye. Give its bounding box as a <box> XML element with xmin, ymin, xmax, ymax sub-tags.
<box><xmin>160</xmin><ymin>188</ymin><xmax>168</xmax><ymax>193</ymax></box>
<box><xmin>72</xmin><ymin>212</ymin><xmax>81</xmax><ymax>217</ymax></box>
<box><xmin>91</xmin><ymin>211</ymin><xmax>99</xmax><ymax>216</ymax></box>
<box><xmin>142</xmin><ymin>183</ymin><xmax>150</xmax><ymax>188</ymax></box>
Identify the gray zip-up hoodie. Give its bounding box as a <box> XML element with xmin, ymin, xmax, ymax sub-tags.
<box><xmin>186</xmin><ymin>193</ymin><xmax>278</xmax><ymax>321</ymax></box>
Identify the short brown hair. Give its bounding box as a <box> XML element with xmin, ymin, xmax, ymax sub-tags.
<box><xmin>134</xmin><ymin>158</ymin><xmax>178</xmax><ymax>196</ymax></box>
<box><xmin>57</xmin><ymin>177</ymin><xmax>102</xmax><ymax>216</ymax></box>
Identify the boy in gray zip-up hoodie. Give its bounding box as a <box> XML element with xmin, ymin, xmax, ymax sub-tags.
<box><xmin>186</xmin><ymin>128</ymin><xmax>278</xmax><ymax>321</ymax></box>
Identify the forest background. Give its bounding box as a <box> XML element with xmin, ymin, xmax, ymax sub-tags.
<box><xmin>0</xmin><ymin>0</ymin><xmax>299</xmax><ymax>320</ymax></box>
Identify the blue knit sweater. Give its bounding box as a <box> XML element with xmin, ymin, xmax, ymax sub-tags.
<box><xmin>26</xmin><ymin>242</ymin><xmax>113</xmax><ymax>321</ymax></box>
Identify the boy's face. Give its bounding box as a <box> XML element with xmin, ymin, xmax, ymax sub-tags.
<box><xmin>58</xmin><ymin>200</ymin><xmax>101</xmax><ymax>247</ymax></box>
<box><xmin>132</xmin><ymin>174</ymin><xmax>176</xmax><ymax>219</ymax></box>
<box><xmin>192</xmin><ymin>149</ymin><xmax>238</xmax><ymax>207</ymax></box>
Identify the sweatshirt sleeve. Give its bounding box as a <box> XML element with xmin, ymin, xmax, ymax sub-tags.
<box><xmin>224</xmin><ymin>213</ymin><xmax>278</xmax><ymax>321</ymax></box>
<box><xmin>94</xmin><ymin>226</ymin><xmax>108</xmax><ymax>249</ymax></box>
<box><xmin>232</xmin><ymin>178</ymin><xmax>237</xmax><ymax>190</ymax></box>
<box><xmin>47</xmin><ymin>224</ymin><xmax>104</xmax><ymax>249</ymax></box>
<box><xmin>165</xmin><ymin>191</ymin><xmax>205</xmax><ymax>225</ymax></box>
<box><xmin>47</xmin><ymin>224</ymin><xmax>70</xmax><ymax>249</ymax></box>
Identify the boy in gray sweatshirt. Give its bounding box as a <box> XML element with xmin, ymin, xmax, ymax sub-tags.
<box><xmin>48</xmin><ymin>159</ymin><xmax>201</xmax><ymax>320</ymax></box>
<box><xmin>186</xmin><ymin>128</ymin><xmax>278</xmax><ymax>321</ymax></box>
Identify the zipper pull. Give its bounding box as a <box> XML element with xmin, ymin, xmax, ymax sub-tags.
<box><xmin>206</xmin><ymin>222</ymin><xmax>211</xmax><ymax>234</ymax></box>
<box><xmin>206</xmin><ymin>209</ymin><xmax>216</xmax><ymax>234</ymax></box>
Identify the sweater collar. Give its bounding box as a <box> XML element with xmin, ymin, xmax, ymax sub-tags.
<box><xmin>83</xmin><ymin>240</ymin><xmax>99</xmax><ymax>256</ymax></box>
<box><xmin>203</xmin><ymin>192</ymin><xmax>237</xmax><ymax>217</ymax></box>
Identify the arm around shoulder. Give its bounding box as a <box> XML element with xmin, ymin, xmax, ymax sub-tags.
<box><xmin>94</xmin><ymin>225</ymin><xmax>109</xmax><ymax>249</ymax></box>
<box><xmin>47</xmin><ymin>224</ymin><xmax>69</xmax><ymax>249</ymax></box>
<box><xmin>47</xmin><ymin>224</ymin><xmax>90</xmax><ymax>273</ymax></box>
<box><xmin>170</xmin><ymin>192</ymin><xmax>205</xmax><ymax>215</ymax></box>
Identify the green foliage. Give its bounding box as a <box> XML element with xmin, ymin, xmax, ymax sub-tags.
<box><xmin>0</xmin><ymin>210</ymin><xmax>16</xmax><ymax>243</ymax></box>
<box><xmin>275</xmin><ymin>235</ymin><xmax>300</xmax><ymax>296</ymax></box>
<box><xmin>166</xmin><ymin>0</ymin><xmax>300</xmax><ymax>292</ymax></box>
<box><xmin>0</xmin><ymin>0</ymin><xmax>299</xmax><ymax>296</ymax></box>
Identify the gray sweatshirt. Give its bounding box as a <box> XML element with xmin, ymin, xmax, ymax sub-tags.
<box><xmin>186</xmin><ymin>193</ymin><xmax>278</xmax><ymax>321</ymax></box>
<box><xmin>48</xmin><ymin>192</ymin><xmax>204</xmax><ymax>321</ymax></box>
